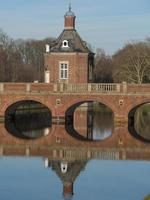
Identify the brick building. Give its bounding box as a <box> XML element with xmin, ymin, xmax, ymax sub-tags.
<box><xmin>44</xmin><ymin>5</ymin><xmax>94</xmax><ymax>83</ymax></box>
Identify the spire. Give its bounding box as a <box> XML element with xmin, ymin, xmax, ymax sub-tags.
<box><xmin>69</xmin><ymin>0</ymin><xmax>71</xmax><ymax>12</ymax></box>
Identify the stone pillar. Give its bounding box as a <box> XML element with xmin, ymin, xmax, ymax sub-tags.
<box><xmin>87</xmin><ymin>150</ymin><xmax>91</xmax><ymax>159</ymax></box>
<box><xmin>53</xmin><ymin>84</ymin><xmax>58</xmax><ymax>92</ymax></box>
<box><xmin>115</xmin><ymin>151</ymin><xmax>120</xmax><ymax>160</ymax></box>
<box><xmin>25</xmin><ymin>147</ymin><xmax>30</xmax><ymax>156</ymax></box>
<box><xmin>88</xmin><ymin>83</ymin><xmax>92</xmax><ymax>92</ymax></box>
<box><xmin>45</xmin><ymin>70</ymin><xmax>50</xmax><ymax>83</ymax></box>
<box><xmin>122</xmin><ymin>82</ymin><xmax>127</xmax><ymax>93</ymax></box>
<box><xmin>0</xmin><ymin>83</ymin><xmax>4</xmax><ymax>92</ymax></box>
<box><xmin>116</xmin><ymin>84</ymin><xmax>121</xmax><ymax>92</ymax></box>
<box><xmin>53</xmin><ymin>149</ymin><xmax>57</xmax><ymax>158</ymax></box>
<box><xmin>26</xmin><ymin>84</ymin><xmax>31</xmax><ymax>92</ymax></box>
<box><xmin>44</xmin><ymin>158</ymin><xmax>49</xmax><ymax>168</ymax></box>
<box><xmin>60</xmin><ymin>83</ymin><xmax>64</xmax><ymax>92</ymax></box>
<box><xmin>122</xmin><ymin>151</ymin><xmax>126</xmax><ymax>160</ymax></box>
<box><xmin>0</xmin><ymin>146</ymin><xmax>3</xmax><ymax>156</ymax></box>
<box><xmin>59</xmin><ymin>149</ymin><xmax>63</xmax><ymax>158</ymax></box>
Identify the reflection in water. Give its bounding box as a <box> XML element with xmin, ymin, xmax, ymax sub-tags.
<box><xmin>1</xmin><ymin>155</ymin><xmax>150</xmax><ymax>200</ymax></box>
<box><xmin>5</xmin><ymin>101</ymin><xmax>51</xmax><ymax>139</ymax></box>
<box><xmin>5</xmin><ymin>101</ymin><xmax>114</xmax><ymax>141</ymax></box>
<box><xmin>143</xmin><ymin>195</ymin><xmax>150</xmax><ymax>200</ymax></box>
<box><xmin>134</xmin><ymin>104</ymin><xmax>150</xmax><ymax>141</ymax></box>
<box><xmin>73</xmin><ymin>102</ymin><xmax>113</xmax><ymax>141</ymax></box>
<box><xmin>45</xmin><ymin>159</ymin><xmax>87</xmax><ymax>199</ymax></box>
<box><xmin>93</xmin><ymin>110</ymin><xmax>113</xmax><ymax>140</ymax></box>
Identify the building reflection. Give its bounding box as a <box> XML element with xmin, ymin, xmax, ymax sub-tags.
<box><xmin>45</xmin><ymin>158</ymin><xmax>88</xmax><ymax>199</ymax></box>
<box><xmin>68</xmin><ymin>102</ymin><xmax>113</xmax><ymax>141</ymax></box>
<box><xmin>0</xmin><ymin>102</ymin><xmax>150</xmax><ymax>199</ymax></box>
<box><xmin>40</xmin><ymin>146</ymin><xmax>150</xmax><ymax>199</ymax></box>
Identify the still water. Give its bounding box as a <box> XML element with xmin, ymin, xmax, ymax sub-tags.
<box><xmin>0</xmin><ymin>157</ymin><xmax>150</xmax><ymax>200</ymax></box>
<box><xmin>1</xmin><ymin>101</ymin><xmax>150</xmax><ymax>200</ymax></box>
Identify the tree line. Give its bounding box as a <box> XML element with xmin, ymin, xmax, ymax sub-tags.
<box><xmin>0</xmin><ymin>29</ymin><xmax>54</xmax><ymax>82</ymax></box>
<box><xmin>94</xmin><ymin>39</ymin><xmax>150</xmax><ymax>84</ymax></box>
<box><xmin>0</xmin><ymin>29</ymin><xmax>150</xmax><ymax>83</ymax></box>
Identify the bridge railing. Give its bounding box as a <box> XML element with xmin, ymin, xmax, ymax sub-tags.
<box><xmin>127</xmin><ymin>84</ymin><xmax>150</xmax><ymax>93</ymax></box>
<box><xmin>0</xmin><ymin>83</ymin><xmax>54</xmax><ymax>93</ymax></box>
<box><xmin>0</xmin><ymin>83</ymin><xmax>121</xmax><ymax>93</ymax></box>
<box><xmin>91</xmin><ymin>84</ymin><xmax>120</xmax><ymax>93</ymax></box>
<box><xmin>65</xmin><ymin>83</ymin><xmax>120</xmax><ymax>93</ymax></box>
<box><xmin>0</xmin><ymin>82</ymin><xmax>149</xmax><ymax>94</ymax></box>
<box><xmin>65</xmin><ymin>84</ymin><xmax>88</xmax><ymax>93</ymax></box>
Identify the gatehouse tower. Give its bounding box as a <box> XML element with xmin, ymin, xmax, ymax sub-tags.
<box><xmin>44</xmin><ymin>5</ymin><xmax>94</xmax><ymax>83</ymax></box>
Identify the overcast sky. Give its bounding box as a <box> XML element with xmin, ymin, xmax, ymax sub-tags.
<box><xmin>0</xmin><ymin>0</ymin><xmax>150</xmax><ymax>54</ymax></box>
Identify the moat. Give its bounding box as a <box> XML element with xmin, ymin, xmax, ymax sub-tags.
<box><xmin>0</xmin><ymin>102</ymin><xmax>150</xmax><ymax>200</ymax></box>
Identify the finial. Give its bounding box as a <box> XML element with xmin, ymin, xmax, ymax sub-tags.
<box><xmin>69</xmin><ymin>0</ymin><xmax>71</xmax><ymax>11</ymax></box>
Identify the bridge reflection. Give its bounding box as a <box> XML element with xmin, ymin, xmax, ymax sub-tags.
<box><xmin>129</xmin><ymin>103</ymin><xmax>150</xmax><ymax>143</ymax></box>
<box><xmin>66</xmin><ymin>102</ymin><xmax>113</xmax><ymax>141</ymax></box>
<box><xmin>0</xmin><ymin>121</ymin><xmax>150</xmax><ymax>156</ymax></box>
<box><xmin>0</xmin><ymin>133</ymin><xmax>150</xmax><ymax>199</ymax></box>
<box><xmin>0</xmin><ymin>120</ymin><xmax>150</xmax><ymax>150</ymax></box>
<box><xmin>5</xmin><ymin>100</ymin><xmax>52</xmax><ymax>139</ymax></box>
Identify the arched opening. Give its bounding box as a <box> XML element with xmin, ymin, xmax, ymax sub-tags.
<box><xmin>65</xmin><ymin>101</ymin><xmax>114</xmax><ymax>141</ymax></box>
<box><xmin>128</xmin><ymin>103</ymin><xmax>150</xmax><ymax>142</ymax></box>
<box><xmin>5</xmin><ymin>100</ymin><xmax>52</xmax><ymax>139</ymax></box>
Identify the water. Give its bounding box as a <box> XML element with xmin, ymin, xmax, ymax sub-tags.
<box><xmin>1</xmin><ymin>101</ymin><xmax>150</xmax><ymax>200</ymax></box>
<box><xmin>0</xmin><ymin>157</ymin><xmax>150</xmax><ymax>200</ymax></box>
<box><xmin>66</xmin><ymin>102</ymin><xmax>113</xmax><ymax>141</ymax></box>
<box><xmin>134</xmin><ymin>104</ymin><xmax>150</xmax><ymax>141</ymax></box>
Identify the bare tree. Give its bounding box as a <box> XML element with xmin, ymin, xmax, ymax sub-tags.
<box><xmin>94</xmin><ymin>49</ymin><xmax>113</xmax><ymax>83</ymax></box>
<box><xmin>112</xmin><ymin>42</ymin><xmax>150</xmax><ymax>84</ymax></box>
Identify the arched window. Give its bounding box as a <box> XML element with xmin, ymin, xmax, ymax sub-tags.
<box><xmin>62</xmin><ymin>40</ymin><xmax>69</xmax><ymax>48</ymax></box>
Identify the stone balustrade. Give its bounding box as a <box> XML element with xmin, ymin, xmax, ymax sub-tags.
<box><xmin>0</xmin><ymin>82</ymin><xmax>149</xmax><ymax>94</ymax></box>
<box><xmin>0</xmin><ymin>83</ymin><xmax>121</xmax><ymax>93</ymax></box>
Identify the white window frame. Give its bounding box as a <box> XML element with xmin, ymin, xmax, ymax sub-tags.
<box><xmin>59</xmin><ymin>61</ymin><xmax>69</xmax><ymax>80</ymax></box>
<box><xmin>62</xmin><ymin>40</ymin><xmax>69</xmax><ymax>48</ymax></box>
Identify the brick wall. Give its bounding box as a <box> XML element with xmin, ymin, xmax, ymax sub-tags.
<box><xmin>44</xmin><ymin>53</ymin><xmax>89</xmax><ymax>83</ymax></box>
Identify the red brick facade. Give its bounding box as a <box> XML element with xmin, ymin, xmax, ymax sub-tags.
<box><xmin>44</xmin><ymin>7</ymin><xmax>94</xmax><ymax>84</ymax></box>
<box><xmin>65</xmin><ymin>16</ymin><xmax>75</xmax><ymax>29</ymax></box>
<box><xmin>44</xmin><ymin>53</ymin><xmax>89</xmax><ymax>83</ymax></box>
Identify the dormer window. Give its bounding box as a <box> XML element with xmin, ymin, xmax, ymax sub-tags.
<box><xmin>62</xmin><ymin>40</ymin><xmax>69</xmax><ymax>48</ymax></box>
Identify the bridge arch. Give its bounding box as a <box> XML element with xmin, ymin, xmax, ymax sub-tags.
<box><xmin>127</xmin><ymin>99</ymin><xmax>150</xmax><ymax>116</ymax></box>
<box><xmin>3</xmin><ymin>97</ymin><xmax>55</xmax><ymax>117</ymax></box>
<box><xmin>65</xmin><ymin>100</ymin><xmax>114</xmax><ymax>141</ymax></box>
<box><xmin>63</xmin><ymin>96</ymin><xmax>115</xmax><ymax>116</ymax></box>
<box><xmin>5</xmin><ymin>99</ymin><xmax>52</xmax><ymax>139</ymax></box>
<box><xmin>128</xmin><ymin>101</ymin><xmax>150</xmax><ymax>143</ymax></box>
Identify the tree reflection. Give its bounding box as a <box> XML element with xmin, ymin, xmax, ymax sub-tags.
<box><xmin>66</xmin><ymin>102</ymin><xmax>114</xmax><ymax>141</ymax></box>
<box><xmin>5</xmin><ymin>101</ymin><xmax>51</xmax><ymax>139</ymax></box>
<box><xmin>143</xmin><ymin>194</ymin><xmax>150</xmax><ymax>200</ymax></box>
<box><xmin>134</xmin><ymin>104</ymin><xmax>150</xmax><ymax>141</ymax></box>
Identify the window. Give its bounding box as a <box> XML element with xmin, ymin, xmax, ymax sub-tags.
<box><xmin>62</xmin><ymin>40</ymin><xmax>69</xmax><ymax>48</ymax></box>
<box><xmin>59</xmin><ymin>62</ymin><xmax>68</xmax><ymax>80</ymax></box>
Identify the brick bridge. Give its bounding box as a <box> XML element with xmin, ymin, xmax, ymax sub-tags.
<box><xmin>0</xmin><ymin>82</ymin><xmax>150</xmax><ymax>122</ymax></box>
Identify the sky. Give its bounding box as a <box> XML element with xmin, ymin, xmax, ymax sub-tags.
<box><xmin>0</xmin><ymin>0</ymin><xmax>150</xmax><ymax>55</ymax></box>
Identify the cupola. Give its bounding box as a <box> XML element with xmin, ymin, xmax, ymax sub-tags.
<box><xmin>64</xmin><ymin>4</ymin><xmax>76</xmax><ymax>30</ymax></box>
